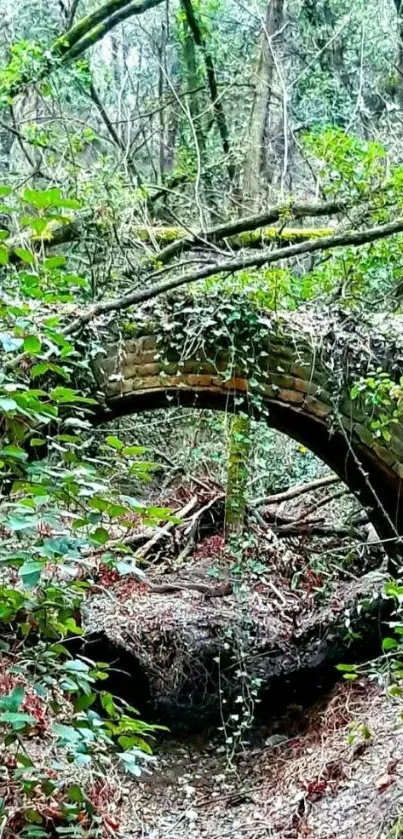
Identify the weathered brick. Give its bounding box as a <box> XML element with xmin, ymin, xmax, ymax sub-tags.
<box><xmin>133</xmin><ymin>349</ymin><xmax>159</xmax><ymax>364</ymax></box>
<box><xmin>391</xmin><ymin>435</ymin><xmax>403</xmax><ymax>460</ymax></box>
<box><xmin>133</xmin><ymin>375</ymin><xmax>163</xmax><ymax>390</ymax></box>
<box><xmin>354</xmin><ymin>423</ymin><xmax>375</xmax><ymax>448</ymax></box>
<box><xmin>277</xmin><ymin>388</ymin><xmax>304</xmax><ymax>405</ymax></box>
<box><xmin>216</xmin><ymin>377</ymin><xmax>248</xmax><ymax>391</ymax></box>
<box><xmin>139</xmin><ymin>336</ymin><xmax>157</xmax><ymax>351</ymax></box>
<box><xmin>339</xmin><ymin>399</ymin><xmax>366</xmax><ymax>423</ymax></box>
<box><xmin>266</xmin><ymin>372</ymin><xmax>295</xmax><ymax>389</ymax></box>
<box><xmin>184</xmin><ymin>374</ymin><xmax>214</xmax><ymax>388</ymax></box>
<box><xmin>132</xmin><ymin>362</ymin><xmax>161</xmax><ymax>377</ymax></box>
<box><xmin>106</xmin><ymin>377</ymin><xmax>136</xmax><ymax>396</ymax></box>
<box><xmin>371</xmin><ymin>442</ymin><xmax>397</xmax><ymax>467</ymax></box>
<box><xmin>304</xmin><ymin>396</ymin><xmax>330</xmax><ymax>418</ymax></box>
<box><xmin>294</xmin><ymin>378</ymin><xmax>316</xmax><ymax>395</ymax></box>
<box><xmin>393</xmin><ymin>461</ymin><xmax>403</xmax><ymax>480</ymax></box>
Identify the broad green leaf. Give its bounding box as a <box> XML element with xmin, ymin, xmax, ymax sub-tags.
<box><xmin>19</xmin><ymin>561</ymin><xmax>44</xmax><ymax>588</ymax></box>
<box><xmin>106</xmin><ymin>435</ymin><xmax>124</xmax><ymax>451</ymax></box>
<box><xmin>53</xmin><ymin>723</ymin><xmax>83</xmax><ymax>744</ymax></box>
<box><xmin>382</xmin><ymin>637</ymin><xmax>399</xmax><ymax>651</ymax></box>
<box><xmin>23</xmin><ymin>335</ymin><xmax>41</xmax><ymax>354</ymax></box>
<box><xmin>52</xmin><ymin>197</ymin><xmax>82</xmax><ymax>210</ymax></box>
<box><xmin>0</xmin><ymin>685</ymin><xmax>24</xmax><ymax>712</ymax></box>
<box><xmin>14</xmin><ymin>248</ymin><xmax>35</xmax><ymax>265</ymax></box>
<box><xmin>91</xmin><ymin>527</ymin><xmax>109</xmax><ymax>545</ymax></box>
<box><xmin>0</xmin><ymin>712</ymin><xmax>36</xmax><ymax>728</ymax></box>
<box><xmin>23</xmin><ymin>187</ymin><xmax>62</xmax><ymax>209</ymax></box>
<box><xmin>66</xmin><ymin>784</ymin><xmax>86</xmax><ymax>803</ymax></box>
<box><xmin>122</xmin><ymin>445</ymin><xmax>147</xmax><ymax>456</ymax></box>
<box><xmin>0</xmin><ymin>398</ymin><xmax>17</xmax><ymax>412</ymax></box>
<box><xmin>0</xmin><ymin>445</ymin><xmax>28</xmax><ymax>460</ymax></box>
<box><xmin>43</xmin><ymin>256</ymin><xmax>67</xmax><ymax>269</ymax></box>
<box><xmin>0</xmin><ymin>247</ymin><xmax>8</xmax><ymax>266</ymax></box>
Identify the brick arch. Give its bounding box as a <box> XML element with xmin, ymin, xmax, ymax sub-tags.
<box><xmin>93</xmin><ymin>321</ymin><xmax>403</xmax><ymax>554</ymax></box>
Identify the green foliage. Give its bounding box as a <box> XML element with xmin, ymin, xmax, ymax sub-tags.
<box><xmin>0</xmin><ymin>183</ymin><xmax>176</xmax><ymax>836</ymax></box>
<box><xmin>351</xmin><ymin>368</ymin><xmax>403</xmax><ymax>442</ymax></box>
<box><xmin>304</xmin><ymin>128</ymin><xmax>387</xmax><ymax>200</ymax></box>
<box><xmin>0</xmin><ymin>41</ymin><xmax>54</xmax><ymax>108</ymax></box>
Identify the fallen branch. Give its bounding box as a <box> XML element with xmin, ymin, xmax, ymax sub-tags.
<box><xmin>152</xmin><ymin>199</ymin><xmax>345</xmax><ymax>267</ymax></box>
<box><xmin>133</xmin><ymin>495</ymin><xmax>199</xmax><ymax>561</ymax></box>
<box><xmin>64</xmin><ymin>214</ymin><xmax>403</xmax><ymax>334</ymax></box>
<box><xmin>253</xmin><ymin>474</ymin><xmax>340</xmax><ymax>508</ymax></box>
<box><xmin>275</xmin><ymin>490</ymin><xmax>348</xmax><ymax>534</ymax></box>
<box><xmin>149</xmin><ymin>580</ymin><xmax>232</xmax><ymax>598</ymax></box>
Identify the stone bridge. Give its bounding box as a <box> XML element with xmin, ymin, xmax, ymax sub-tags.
<box><xmin>92</xmin><ymin>301</ymin><xmax>403</xmax><ymax>552</ymax></box>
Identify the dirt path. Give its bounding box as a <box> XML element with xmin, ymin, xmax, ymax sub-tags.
<box><xmin>117</xmin><ymin>681</ymin><xmax>403</xmax><ymax>839</ymax></box>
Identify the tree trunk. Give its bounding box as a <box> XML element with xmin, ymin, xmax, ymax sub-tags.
<box><xmin>224</xmin><ymin>414</ymin><xmax>251</xmax><ymax>540</ymax></box>
<box><xmin>243</xmin><ymin>0</ymin><xmax>285</xmax><ymax>209</ymax></box>
<box><xmin>394</xmin><ymin>0</ymin><xmax>403</xmax><ymax>107</ymax></box>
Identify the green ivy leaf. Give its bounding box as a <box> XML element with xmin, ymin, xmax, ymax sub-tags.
<box><xmin>106</xmin><ymin>435</ymin><xmax>124</xmax><ymax>451</ymax></box>
<box><xmin>91</xmin><ymin>527</ymin><xmax>109</xmax><ymax>545</ymax></box>
<box><xmin>23</xmin><ymin>335</ymin><xmax>41</xmax><ymax>354</ymax></box>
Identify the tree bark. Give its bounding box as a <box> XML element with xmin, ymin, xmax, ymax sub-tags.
<box><xmin>243</xmin><ymin>0</ymin><xmax>285</xmax><ymax>208</ymax></box>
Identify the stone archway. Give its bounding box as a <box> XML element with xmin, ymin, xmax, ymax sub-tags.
<box><xmin>91</xmin><ymin>305</ymin><xmax>403</xmax><ymax>553</ymax></box>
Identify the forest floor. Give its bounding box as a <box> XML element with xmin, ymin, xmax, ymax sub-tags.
<box><xmin>78</xmin><ymin>478</ymin><xmax>403</xmax><ymax>837</ymax></box>
<box><xmin>117</xmin><ymin>678</ymin><xmax>403</xmax><ymax>839</ymax></box>
<box><xmin>2</xmin><ymin>477</ymin><xmax>401</xmax><ymax>838</ymax></box>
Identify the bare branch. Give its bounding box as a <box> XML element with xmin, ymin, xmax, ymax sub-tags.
<box><xmin>253</xmin><ymin>473</ymin><xmax>340</xmax><ymax>508</ymax></box>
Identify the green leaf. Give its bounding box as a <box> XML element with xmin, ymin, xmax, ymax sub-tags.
<box><xmin>106</xmin><ymin>435</ymin><xmax>124</xmax><ymax>451</ymax></box>
<box><xmin>0</xmin><ymin>445</ymin><xmax>28</xmax><ymax>460</ymax></box>
<box><xmin>43</xmin><ymin>256</ymin><xmax>67</xmax><ymax>269</ymax></box>
<box><xmin>0</xmin><ymin>397</ymin><xmax>17</xmax><ymax>412</ymax></box>
<box><xmin>0</xmin><ymin>712</ymin><xmax>36</xmax><ymax>728</ymax></box>
<box><xmin>19</xmin><ymin>561</ymin><xmax>44</xmax><ymax>587</ymax></box>
<box><xmin>0</xmin><ymin>685</ymin><xmax>24</xmax><ymax>712</ymax></box>
<box><xmin>62</xmin><ymin>659</ymin><xmax>89</xmax><ymax>674</ymax></box>
<box><xmin>0</xmin><ymin>186</ymin><xmax>12</xmax><ymax>196</ymax></box>
<box><xmin>14</xmin><ymin>247</ymin><xmax>35</xmax><ymax>265</ymax></box>
<box><xmin>53</xmin><ymin>723</ymin><xmax>83</xmax><ymax>744</ymax></box>
<box><xmin>22</xmin><ymin>187</ymin><xmax>62</xmax><ymax>209</ymax></box>
<box><xmin>52</xmin><ymin>197</ymin><xmax>82</xmax><ymax>210</ymax></box>
<box><xmin>382</xmin><ymin>637</ymin><xmax>399</xmax><ymax>651</ymax></box>
<box><xmin>23</xmin><ymin>335</ymin><xmax>41</xmax><ymax>354</ymax></box>
<box><xmin>100</xmin><ymin>692</ymin><xmax>117</xmax><ymax>718</ymax></box>
<box><xmin>122</xmin><ymin>445</ymin><xmax>147</xmax><ymax>456</ymax></box>
<box><xmin>66</xmin><ymin>784</ymin><xmax>86</xmax><ymax>803</ymax></box>
<box><xmin>335</xmin><ymin>663</ymin><xmax>357</xmax><ymax>672</ymax></box>
<box><xmin>0</xmin><ymin>246</ymin><xmax>8</xmax><ymax>266</ymax></box>
<box><xmin>91</xmin><ymin>527</ymin><xmax>109</xmax><ymax>545</ymax></box>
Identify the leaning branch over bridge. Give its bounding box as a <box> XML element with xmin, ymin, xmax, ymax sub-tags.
<box><xmin>64</xmin><ymin>214</ymin><xmax>403</xmax><ymax>333</ymax></box>
<box><xmin>145</xmin><ymin>198</ymin><xmax>346</xmax><ymax>266</ymax></box>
